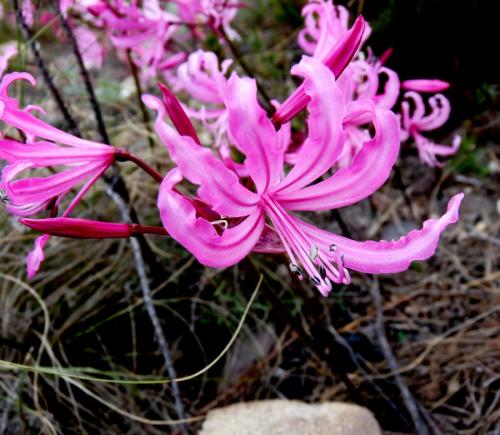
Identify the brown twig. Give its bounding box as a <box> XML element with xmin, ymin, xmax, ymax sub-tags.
<box><xmin>218</xmin><ymin>25</ymin><xmax>274</xmax><ymax>114</ymax></box>
<box><xmin>126</xmin><ymin>49</ymin><xmax>156</xmax><ymax>150</ymax></box>
<box><xmin>370</xmin><ymin>277</ymin><xmax>430</xmax><ymax>435</ymax></box>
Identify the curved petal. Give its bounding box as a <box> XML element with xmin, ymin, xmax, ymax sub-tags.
<box><xmin>3</xmin><ymin>161</ymin><xmax>106</xmax><ymax>205</ymax></box>
<box><xmin>158</xmin><ymin>169</ymin><xmax>265</xmax><ymax>268</ymax></box>
<box><xmin>273</xmin><ymin>56</ymin><xmax>346</xmax><ymax>194</ymax></box>
<box><xmin>374</xmin><ymin>67</ymin><xmax>400</xmax><ymax>110</ymax></box>
<box><xmin>225</xmin><ymin>72</ymin><xmax>283</xmax><ymax>193</ymax></box>
<box><xmin>419</xmin><ymin>94</ymin><xmax>451</xmax><ymax>131</ymax></box>
<box><xmin>414</xmin><ymin>132</ymin><xmax>460</xmax><ymax>167</ymax></box>
<box><xmin>27</xmin><ymin>234</ymin><xmax>50</xmax><ymax>279</ymax></box>
<box><xmin>0</xmin><ymin>73</ymin><xmax>110</xmax><ymax>149</ymax></box>
<box><xmin>144</xmin><ymin>94</ymin><xmax>259</xmax><ymax>217</ymax></box>
<box><xmin>401</xmin><ymin>91</ymin><xmax>425</xmax><ymax>128</ymax></box>
<box><xmin>300</xmin><ymin>193</ymin><xmax>464</xmax><ymax>274</ymax></box>
<box><xmin>275</xmin><ymin>105</ymin><xmax>400</xmax><ymax>211</ymax></box>
<box><xmin>0</xmin><ymin>42</ymin><xmax>18</xmax><ymax>77</ymax></box>
<box><xmin>0</xmin><ymin>139</ymin><xmax>114</xmax><ymax>165</ymax></box>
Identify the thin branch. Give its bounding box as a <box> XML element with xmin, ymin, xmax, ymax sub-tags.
<box><xmin>126</xmin><ymin>50</ymin><xmax>156</xmax><ymax>150</ymax></box>
<box><xmin>218</xmin><ymin>25</ymin><xmax>274</xmax><ymax>114</ymax></box>
<box><xmin>13</xmin><ymin>0</ymin><xmax>80</xmax><ymax>136</ymax></box>
<box><xmin>370</xmin><ymin>277</ymin><xmax>430</xmax><ymax>435</ymax></box>
<box><xmin>53</xmin><ymin>2</ymin><xmax>110</xmax><ymax>144</ymax></box>
<box><xmin>106</xmin><ymin>188</ymin><xmax>189</xmax><ymax>435</ymax></box>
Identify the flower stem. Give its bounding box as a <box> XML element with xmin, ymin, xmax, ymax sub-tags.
<box><xmin>126</xmin><ymin>49</ymin><xmax>156</xmax><ymax>150</ymax></box>
<box><xmin>115</xmin><ymin>148</ymin><xmax>164</xmax><ymax>183</ymax></box>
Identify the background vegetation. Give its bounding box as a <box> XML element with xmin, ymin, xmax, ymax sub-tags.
<box><xmin>0</xmin><ymin>0</ymin><xmax>498</xmax><ymax>433</ymax></box>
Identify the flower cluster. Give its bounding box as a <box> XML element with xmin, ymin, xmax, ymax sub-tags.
<box><xmin>0</xmin><ymin>0</ymin><xmax>464</xmax><ymax>296</ymax></box>
<box><xmin>295</xmin><ymin>0</ymin><xmax>459</xmax><ymax>168</ymax></box>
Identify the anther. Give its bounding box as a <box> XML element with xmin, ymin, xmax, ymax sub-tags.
<box><xmin>319</xmin><ymin>265</ymin><xmax>327</xmax><ymax>280</ymax></box>
<box><xmin>309</xmin><ymin>244</ymin><xmax>319</xmax><ymax>261</ymax></box>
<box><xmin>329</xmin><ymin>244</ymin><xmax>337</xmax><ymax>252</ymax></box>
<box><xmin>311</xmin><ymin>276</ymin><xmax>321</xmax><ymax>286</ymax></box>
<box><xmin>289</xmin><ymin>263</ymin><xmax>303</xmax><ymax>277</ymax></box>
<box><xmin>0</xmin><ymin>188</ymin><xmax>8</xmax><ymax>204</ymax></box>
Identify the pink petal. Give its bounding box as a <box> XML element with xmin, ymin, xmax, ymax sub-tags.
<box><xmin>27</xmin><ymin>234</ymin><xmax>49</xmax><ymax>279</ymax></box>
<box><xmin>275</xmin><ymin>103</ymin><xmax>400</xmax><ymax>211</ymax></box>
<box><xmin>73</xmin><ymin>25</ymin><xmax>104</xmax><ymax>70</ymax></box>
<box><xmin>143</xmin><ymin>95</ymin><xmax>259</xmax><ymax>217</ymax></box>
<box><xmin>374</xmin><ymin>67</ymin><xmax>400</xmax><ymax>110</ymax></box>
<box><xmin>414</xmin><ymin>133</ymin><xmax>460</xmax><ymax>168</ymax></box>
<box><xmin>0</xmin><ymin>139</ymin><xmax>114</xmax><ymax>165</ymax></box>
<box><xmin>175</xmin><ymin>50</ymin><xmax>228</xmax><ymax>104</ymax></box>
<box><xmin>0</xmin><ymin>73</ymin><xmax>111</xmax><ymax>149</ymax></box>
<box><xmin>3</xmin><ymin>161</ymin><xmax>107</xmax><ymax>205</ymax></box>
<box><xmin>272</xmin><ymin>56</ymin><xmax>346</xmax><ymax>194</ymax></box>
<box><xmin>157</xmin><ymin>169</ymin><xmax>265</xmax><ymax>268</ymax></box>
<box><xmin>273</xmin><ymin>15</ymin><xmax>366</xmax><ymax>125</ymax></box>
<box><xmin>0</xmin><ymin>42</ymin><xmax>18</xmax><ymax>77</ymax></box>
<box><xmin>225</xmin><ymin>72</ymin><xmax>284</xmax><ymax>193</ymax></box>
<box><xmin>401</xmin><ymin>91</ymin><xmax>426</xmax><ymax>128</ymax></box>
<box><xmin>401</xmin><ymin>79</ymin><xmax>450</xmax><ymax>93</ymax></box>
<box><xmin>418</xmin><ymin>94</ymin><xmax>451</xmax><ymax>131</ymax></box>
<box><xmin>158</xmin><ymin>83</ymin><xmax>201</xmax><ymax>144</ymax></box>
<box><xmin>300</xmin><ymin>193</ymin><xmax>464</xmax><ymax>274</ymax></box>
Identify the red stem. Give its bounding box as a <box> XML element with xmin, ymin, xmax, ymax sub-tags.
<box><xmin>115</xmin><ymin>148</ymin><xmax>164</xmax><ymax>183</ymax></box>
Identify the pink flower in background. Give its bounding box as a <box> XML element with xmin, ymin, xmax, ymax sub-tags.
<box><xmin>0</xmin><ymin>72</ymin><xmax>116</xmax><ymax>276</ymax></box>
<box><xmin>298</xmin><ymin>0</ymin><xmax>371</xmax><ymax>60</ymax></box>
<box><xmin>173</xmin><ymin>50</ymin><xmax>232</xmax><ymax>148</ymax></box>
<box><xmin>72</xmin><ymin>25</ymin><xmax>105</xmax><ymax>70</ymax></box>
<box><xmin>91</xmin><ymin>0</ymin><xmax>186</xmax><ymax>81</ymax></box>
<box><xmin>295</xmin><ymin>1</ymin><xmax>459</xmax><ymax>169</ymax></box>
<box><xmin>401</xmin><ymin>90</ymin><xmax>460</xmax><ymax>167</ymax></box>
<box><xmin>334</xmin><ymin>57</ymin><xmax>400</xmax><ymax>167</ymax></box>
<box><xmin>174</xmin><ymin>0</ymin><xmax>242</xmax><ymax>40</ymax></box>
<box><xmin>147</xmin><ymin>56</ymin><xmax>463</xmax><ymax>296</ymax></box>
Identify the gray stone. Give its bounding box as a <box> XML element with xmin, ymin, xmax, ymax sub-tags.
<box><xmin>199</xmin><ymin>399</ymin><xmax>382</xmax><ymax>435</ymax></box>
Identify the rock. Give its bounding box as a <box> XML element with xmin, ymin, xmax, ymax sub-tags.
<box><xmin>199</xmin><ymin>400</ymin><xmax>381</xmax><ymax>435</ymax></box>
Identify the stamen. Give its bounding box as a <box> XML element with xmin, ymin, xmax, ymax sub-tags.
<box><xmin>210</xmin><ymin>219</ymin><xmax>228</xmax><ymax>230</ymax></box>
<box><xmin>319</xmin><ymin>265</ymin><xmax>327</xmax><ymax>280</ymax></box>
<box><xmin>0</xmin><ymin>188</ymin><xmax>8</xmax><ymax>204</ymax></box>
<box><xmin>329</xmin><ymin>244</ymin><xmax>337</xmax><ymax>252</ymax></box>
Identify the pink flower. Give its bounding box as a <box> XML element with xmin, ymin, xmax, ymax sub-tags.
<box><xmin>273</xmin><ymin>15</ymin><xmax>366</xmax><ymax>125</ymax></box>
<box><xmin>298</xmin><ymin>0</ymin><xmax>371</xmax><ymax>60</ymax></box>
<box><xmin>401</xmin><ymin>90</ymin><xmax>460</xmax><ymax>167</ymax></box>
<box><xmin>172</xmin><ymin>50</ymin><xmax>232</xmax><ymax>148</ymax></box>
<box><xmin>72</xmin><ymin>24</ymin><xmax>105</xmax><ymax>70</ymax></box>
<box><xmin>0</xmin><ymin>72</ymin><xmax>116</xmax><ymax>276</ymax></box>
<box><xmin>174</xmin><ymin>0</ymin><xmax>242</xmax><ymax>39</ymax></box>
<box><xmin>94</xmin><ymin>1</ymin><xmax>186</xmax><ymax>81</ymax></box>
<box><xmin>148</xmin><ymin>56</ymin><xmax>463</xmax><ymax>296</ymax></box>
